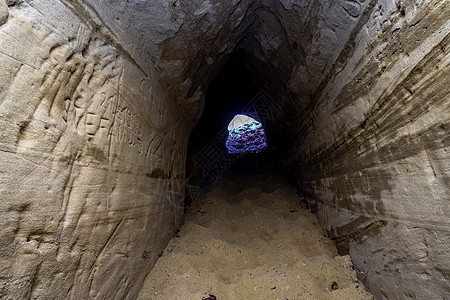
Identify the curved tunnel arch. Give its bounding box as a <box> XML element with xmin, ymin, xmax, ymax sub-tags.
<box><xmin>184</xmin><ymin>50</ymin><xmax>283</xmax><ymax>190</ymax></box>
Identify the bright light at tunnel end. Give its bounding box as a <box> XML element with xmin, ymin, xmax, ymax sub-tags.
<box><xmin>226</xmin><ymin>114</ymin><xmax>268</xmax><ymax>154</ymax></box>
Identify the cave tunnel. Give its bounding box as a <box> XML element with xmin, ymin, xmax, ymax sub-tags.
<box><xmin>186</xmin><ymin>50</ymin><xmax>280</xmax><ymax>193</ymax></box>
<box><xmin>0</xmin><ymin>1</ymin><xmax>449</xmax><ymax>299</ymax></box>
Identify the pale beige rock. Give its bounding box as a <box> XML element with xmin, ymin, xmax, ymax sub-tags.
<box><xmin>288</xmin><ymin>1</ymin><xmax>450</xmax><ymax>299</ymax></box>
<box><xmin>0</xmin><ymin>1</ymin><xmax>185</xmax><ymax>299</ymax></box>
<box><xmin>0</xmin><ymin>0</ymin><xmax>8</xmax><ymax>26</ymax></box>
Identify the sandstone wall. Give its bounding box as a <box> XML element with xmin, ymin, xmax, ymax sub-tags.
<box><xmin>0</xmin><ymin>1</ymin><xmax>188</xmax><ymax>298</ymax></box>
<box><xmin>290</xmin><ymin>1</ymin><xmax>450</xmax><ymax>298</ymax></box>
<box><xmin>0</xmin><ymin>0</ymin><xmax>264</xmax><ymax>298</ymax></box>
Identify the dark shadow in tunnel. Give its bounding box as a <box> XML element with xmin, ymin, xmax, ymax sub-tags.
<box><xmin>193</xmin><ymin>51</ymin><xmax>259</xmax><ymax>143</ymax></box>
<box><xmin>184</xmin><ymin>50</ymin><xmax>280</xmax><ymax>207</ymax></box>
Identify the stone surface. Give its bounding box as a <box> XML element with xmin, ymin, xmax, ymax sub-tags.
<box><xmin>76</xmin><ymin>0</ymin><xmax>258</xmax><ymax>126</ymax></box>
<box><xmin>0</xmin><ymin>1</ymin><xmax>187</xmax><ymax>299</ymax></box>
<box><xmin>284</xmin><ymin>1</ymin><xmax>450</xmax><ymax>299</ymax></box>
<box><xmin>0</xmin><ymin>0</ymin><xmax>448</xmax><ymax>299</ymax></box>
<box><xmin>0</xmin><ymin>0</ymin><xmax>8</xmax><ymax>26</ymax></box>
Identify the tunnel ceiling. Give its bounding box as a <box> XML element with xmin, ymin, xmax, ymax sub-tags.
<box><xmin>73</xmin><ymin>0</ymin><xmax>370</xmax><ymax>127</ymax></box>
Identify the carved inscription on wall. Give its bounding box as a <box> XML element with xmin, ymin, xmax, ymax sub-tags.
<box><xmin>37</xmin><ymin>36</ymin><xmax>164</xmax><ymax>160</ymax></box>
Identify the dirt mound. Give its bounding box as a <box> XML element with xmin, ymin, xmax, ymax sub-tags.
<box><xmin>138</xmin><ymin>173</ymin><xmax>373</xmax><ymax>300</ymax></box>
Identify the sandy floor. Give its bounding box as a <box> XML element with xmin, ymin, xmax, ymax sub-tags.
<box><xmin>138</xmin><ymin>173</ymin><xmax>374</xmax><ymax>300</ymax></box>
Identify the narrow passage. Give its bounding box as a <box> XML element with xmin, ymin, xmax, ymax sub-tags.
<box><xmin>138</xmin><ymin>173</ymin><xmax>374</xmax><ymax>300</ymax></box>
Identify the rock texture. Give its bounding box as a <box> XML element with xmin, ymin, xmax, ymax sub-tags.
<box><xmin>74</xmin><ymin>0</ymin><xmax>259</xmax><ymax>126</ymax></box>
<box><xmin>0</xmin><ymin>0</ymin><xmax>448</xmax><ymax>299</ymax></box>
<box><xmin>287</xmin><ymin>1</ymin><xmax>450</xmax><ymax>299</ymax></box>
<box><xmin>0</xmin><ymin>1</ymin><xmax>188</xmax><ymax>299</ymax></box>
<box><xmin>0</xmin><ymin>1</ymin><xmax>264</xmax><ymax>299</ymax></box>
<box><xmin>0</xmin><ymin>0</ymin><xmax>8</xmax><ymax>26</ymax></box>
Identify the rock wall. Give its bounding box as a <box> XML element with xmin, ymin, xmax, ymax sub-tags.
<box><xmin>0</xmin><ymin>0</ymin><xmax>448</xmax><ymax>299</ymax></box>
<box><xmin>0</xmin><ymin>1</ymin><xmax>188</xmax><ymax>298</ymax></box>
<box><xmin>0</xmin><ymin>0</ymin><xmax>268</xmax><ymax>298</ymax></box>
<box><xmin>289</xmin><ymin>1</ymin><xmax>450</xmax><ymax>299</ymax></box>
<box><xmin>70</xmin><ymin>0</ymin><xmax>258</xmax><ymax>127</ymax></box>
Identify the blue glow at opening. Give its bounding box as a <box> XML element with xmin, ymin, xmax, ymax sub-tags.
<box><xmin>226</xmin><ymin>114</ymin><xmax>267</xmax><ymax>154</ymax></box>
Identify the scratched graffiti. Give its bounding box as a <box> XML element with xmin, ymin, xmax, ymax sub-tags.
<box><xmin>36</xmin><ymin>36</ymin><xmax>166</xmax><ymax>160</ymax></box>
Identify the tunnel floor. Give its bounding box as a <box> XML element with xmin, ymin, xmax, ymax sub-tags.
<box><xmin>138</xmin><ymin>173</ymin><xmax>374</xmax><ymax>300</ymax></box>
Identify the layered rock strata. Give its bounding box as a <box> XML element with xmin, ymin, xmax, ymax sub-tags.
<box><xmin>290</xmin><ymin>2</ymin><xmax>450</xmax><ymax>299</ymax></box>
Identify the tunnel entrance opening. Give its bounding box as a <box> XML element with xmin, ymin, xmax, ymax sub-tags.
<box><xmin>184</xmin><ymin>50</ymin><xmax>279</xmax><ymax>207</ymax></box>
<box><xmin>226</xmin><ymin>114</ymin><xmax>267</xmax><ymax>155</ymax></box>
